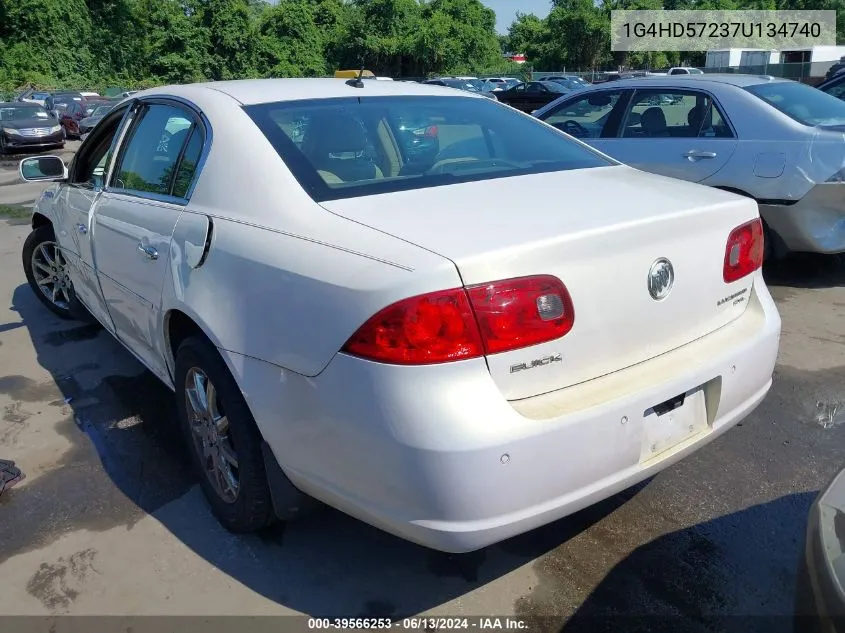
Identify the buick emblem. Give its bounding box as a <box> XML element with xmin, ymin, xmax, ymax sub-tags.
<box><xmin>647</xmin><ymin>258</ymin><xmax>674</xmax><ymax>301</ymax></box>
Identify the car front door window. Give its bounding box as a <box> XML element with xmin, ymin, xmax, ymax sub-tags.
<box><xmin>542</xmin><ymin>91</ymin><xmax>624</xmax><ymax>139</ymax></box>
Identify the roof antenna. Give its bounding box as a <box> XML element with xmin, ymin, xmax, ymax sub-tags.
<box><xmin>346</xmin><ymin>60</ymin><xmax>366</xmax><ymax>88</ymax></box>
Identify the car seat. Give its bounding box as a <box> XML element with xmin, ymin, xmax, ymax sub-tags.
<box><xmin>301</xmin><ymin>112</ymin><xmax>384</xmax><ymax>183</ymax></box>
<box><xmin>640</xmin><ymin>107</ymin><xmax>670</xmax><ymax>137</ymax></box>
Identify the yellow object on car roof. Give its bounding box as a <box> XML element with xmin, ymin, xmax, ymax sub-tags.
<box><xmin>334</xmin><ymin>69</ymin><xmax>376</xmax><ymax>79</ymax></box>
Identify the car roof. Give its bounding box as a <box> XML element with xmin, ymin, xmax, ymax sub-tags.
<box><xmin>132</xmin><ymin>78</ymin><xmax>487</xmax><ymax>106</ymax></box>
<box><xmin>587</xmin><ymin>73</ymin><xmax>791</xmax><ymax>90</ymax></box>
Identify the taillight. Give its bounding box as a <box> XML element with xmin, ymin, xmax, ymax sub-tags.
<box><xmin>465</xmin><ymin>275</ymin><xmax>574</xmax><ymax>355</ymax></box>
<box><xmin>342</xmin><ymin>275</ymin><xmax>575</xmax><ymax>365</ymax></box>
<box><xmin>341</xmin><ymin>288</ymin><xmax>484</xmax><ymax>365</ymax></box>
<box><xmin>724</xmin><ymin>218</ymin><xmax>764</xmax><ymax>283</ymax></box>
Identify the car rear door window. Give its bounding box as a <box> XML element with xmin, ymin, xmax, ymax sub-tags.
<box><xmin>622</xmin><ymin>90</ymin><xmax>733</xmax><ymax>138</ymax></box>
<box><xmin>112</xmin><ymin>104</ymin><xmax>194</xmax><ymax>196</ymax></box>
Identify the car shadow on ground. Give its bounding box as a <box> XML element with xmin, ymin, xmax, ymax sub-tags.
<box><xmin>4</xmin><ymin>281</ymin><xmax>649</xmax><ymax>618</ymax></box>
<box><xmin>553</xmin><ymin>492</ymin><xmax>818</xmax><ymax>633</ymax></box>
<box><xmin>764</xmin><ymin>253</ymin><xmax>845</xmax><ymax>290</ymax></box>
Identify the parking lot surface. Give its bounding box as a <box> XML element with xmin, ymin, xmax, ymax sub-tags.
<box><xmin>0</xmin><ymin>145</ymin><xmax>843</xmax><ymax>630</ymax></box>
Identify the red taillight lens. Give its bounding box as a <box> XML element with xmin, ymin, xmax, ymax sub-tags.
<box><xmin>724</xmin><ymin>218</ymin><xmax>764</xmax><ymax>283</ymax></box>
<box><xmin>342</xmin><ymin>275</ymin><xmax>575</xmax><ymax>365</ymax></box>
<box><xmin>466</xmin><ymin>275</ymin><xmax>574</xmax><ymax>355</ymax></box>
<box><xmin>341</xmin><ymin>288</ymin><xmax>484</xmax><ymax>365</ymax></box>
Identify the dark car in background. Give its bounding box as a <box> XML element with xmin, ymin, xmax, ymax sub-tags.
<box><xmin>423</xmin><ymin>78</ymin><xmax>497</xmax><ymax>100</ymax></box>
<box><xmin>45</xmin><ymin>91</ymin><xmax>84</xmax><ymax>113</ymax></box>
<box><xmin>538</xmin><ymin>75</ymin><xmax>591</xmax><ymax>90</ymax></box>
<box><xmin>494</xmin><ymin>80</ymin><xmax>571</xmax><ymax>113</ymax></box>
<box><xmin>83</xmin><ymin>98</ymin><xmax>113</xmax><ymax>116</ymax></box>
<box><xmin>54</xmin><ymin>100</ymin><xmax>87</xmax><ymax>139</ymax></box>
<box><xmin>393</xmin><ymin>115</ymin><xmax>440</xmax><ymax>172</ymax></box>
<box><xmin>816</xmin><ymin>72</ymin><xmax>845</xmax><ymax>102</ymax></box>
<box><xmin>0</xmin><ymin>102</ymin><xmax>64</xmax><ymax>154</ymax></box>
<box><xmin>78</xmin><ymin>103</ymin><xmax>115</xmax><ymax>139</ymax></box>
<box><xmin>825</xmin><ymin>57</ymin><xmax>845</xmax><ymax>81</ymax></box>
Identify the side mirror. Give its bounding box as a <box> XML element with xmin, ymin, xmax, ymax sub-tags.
<box><xmin>20</xmin><ymin>156</ymin><xmax>67</xmax><ymax>182</ymax></box>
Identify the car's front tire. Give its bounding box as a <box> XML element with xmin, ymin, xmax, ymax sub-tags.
<box><xmin>175</xmin><ymin>335</ymin><xmax>273</xmax><ymax>533</ymax></box>
<box><xmin>22</xmin><ymin>224</ymin><xmax>85</xmax><ymax>320</ymax></box>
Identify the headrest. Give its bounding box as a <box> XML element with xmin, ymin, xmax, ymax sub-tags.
<box><xmin>303</xmin><ymin>112</ymin><xmax>368</xmax><ymax>156</ymax></box>
<box><xmin>641</xmin><ymin>107</ymin><xmax>667</xmax><ymax>132</ymax></box>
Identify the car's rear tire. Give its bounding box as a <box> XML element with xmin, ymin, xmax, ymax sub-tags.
<box><xmin>174</xmin><ymin>335</ymin><xmax>273</xmax><ymax>533</ymax></box>
<box><xmin>22</xmin><ymin>224</ymin><xmax>86</xmax><ymax>320</ymax></box>
<box><xmin>0</xmin><ymin>136</ymin><xmax>6</xmax><ymax>155</ymax></box>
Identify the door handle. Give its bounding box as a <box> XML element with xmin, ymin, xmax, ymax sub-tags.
<box><xmin>137</xmin><ymin>243</ymin><xmax>158</xmax><ymax>260</ymax></box>
<box><xmin>684</xmin><ymin>150</ymin><xmax>717</xmax><ymax>159</ymax></box>
<box><xmin>76</xmin><ymin>223</ymin><xmax>87</xmax><ymax>235</ymax></box>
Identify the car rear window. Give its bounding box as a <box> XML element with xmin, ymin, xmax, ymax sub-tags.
<box><xmin>245</xmin><ymin>95</ymin><xmax>612</xmax><ymax>202</ymax></box>
<box><xmin>746</xmin><ymin>81</ymin><xmax>845</xmax><ymax>127</ymax></box>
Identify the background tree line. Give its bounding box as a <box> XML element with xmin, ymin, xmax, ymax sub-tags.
<box><xmin>0</xmin><ymin>0</ymin><xmax>523</xmax><ymax>92</ymax></box>
<box><xmin>503</xmin><ymin>0</ymin><xmax>845</xmax><ymax>74</ymax></box>
<box><xmin>0</xmin><ymin>0</ymin><xmax>843</xmax><ymax>93</ymax></box>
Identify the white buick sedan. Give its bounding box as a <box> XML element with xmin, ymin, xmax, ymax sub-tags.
<box><xmin>19</xmin><ymin>79</ymin><xmax>781</xmax><ymax>552</ymax></box>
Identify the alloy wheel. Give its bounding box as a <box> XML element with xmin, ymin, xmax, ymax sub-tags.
<box><xmin>184</xmin><ymin>367</ymin><xmax>240</xmax><ymax>504</ymax></box>
<box><xmin>30</xmin><ymin>241</ymin><xmax>72</xmax><ymax>310</ymax></box>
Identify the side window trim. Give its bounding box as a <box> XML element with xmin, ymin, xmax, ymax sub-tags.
<box><xmin>707</xmin><ymin>96</ymin><xmax>736</xmax><ymax>139</ymax></box>
<box><xmin>67</xmin><ymin>103</ymin><xmax>135</xmax><ymax>188</ymax></box>
<box><xmin>104</xmin><ymin>97</ymin><xmax>211</xmax><ymax>204</ymax></box>
<box><xmin>601</xmin><ymin>89</ymin><xmax>633</xmax><ymax>138</ymax></box>
<box><xmin>103</xmin><ymin>102</ymin><xmax>142</xmax><ymax>189</ymax></box>
<box><xmin>108</xmin><ymin>102</ymin><xmax>150</xmax><ymax>190</ymax></box>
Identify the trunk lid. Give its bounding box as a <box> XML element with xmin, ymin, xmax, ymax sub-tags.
<box><xmin>321</xmin><ymin>165</ymin><xmax>760</xmax><ymax>400</ymax></box>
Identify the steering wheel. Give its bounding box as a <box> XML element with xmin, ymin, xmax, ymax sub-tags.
<box><xmin>560</xmin><ymin>120</ymin><xmax>589</xmax><ymax>138</ymax></box>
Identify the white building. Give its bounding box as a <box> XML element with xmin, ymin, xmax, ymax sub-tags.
<box><xmin>705</xmin><ymin>49</ymin><xmax>779</xmax><ymax>68</ymax></box>
<box><xmin>705</xmin><ymin>46</ymin><xmax>845</xmax><ymax>75</ymax></box>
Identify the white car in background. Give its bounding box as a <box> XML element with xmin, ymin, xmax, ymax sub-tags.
<box><xmin>481</xmin><ymin>77</ymin><xmax>521</xmax><ymax>91</ymax></box>
<box><xmin>19</xmin><ymin>78</ymin><xmax>780</xmax><ymax>552</ymax></box>
<box><xmin>668</xmin><ymin>67</ymin><xmax>704</xmax><ymax>75</ymax></box>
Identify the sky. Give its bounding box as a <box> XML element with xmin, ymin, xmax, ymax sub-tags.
<box><xmin>482</xmin><ymin>0</ymin><xmax>551</xmax><ymax>34</ymax></box>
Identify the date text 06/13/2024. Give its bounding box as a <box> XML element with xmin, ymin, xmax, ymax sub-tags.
<box><xmin>307</xmin><ymin>618</ymin><xmax>529</xmax><ymax>630</ymax></box>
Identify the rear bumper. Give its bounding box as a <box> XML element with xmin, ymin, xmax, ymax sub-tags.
<box><xmin>760</xmin><ymin>184</ymin><xmax>845</xmax><ymax>254</ymax></box>
<box><xmin>224</xmin><ymin>272</ymin><xmax>781</xmax><ymax>552</ymax></box>
<box><xmin>800</xmin><ymin>470</ymin><xmax>845</xmax><ymax>632</ymax></box>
